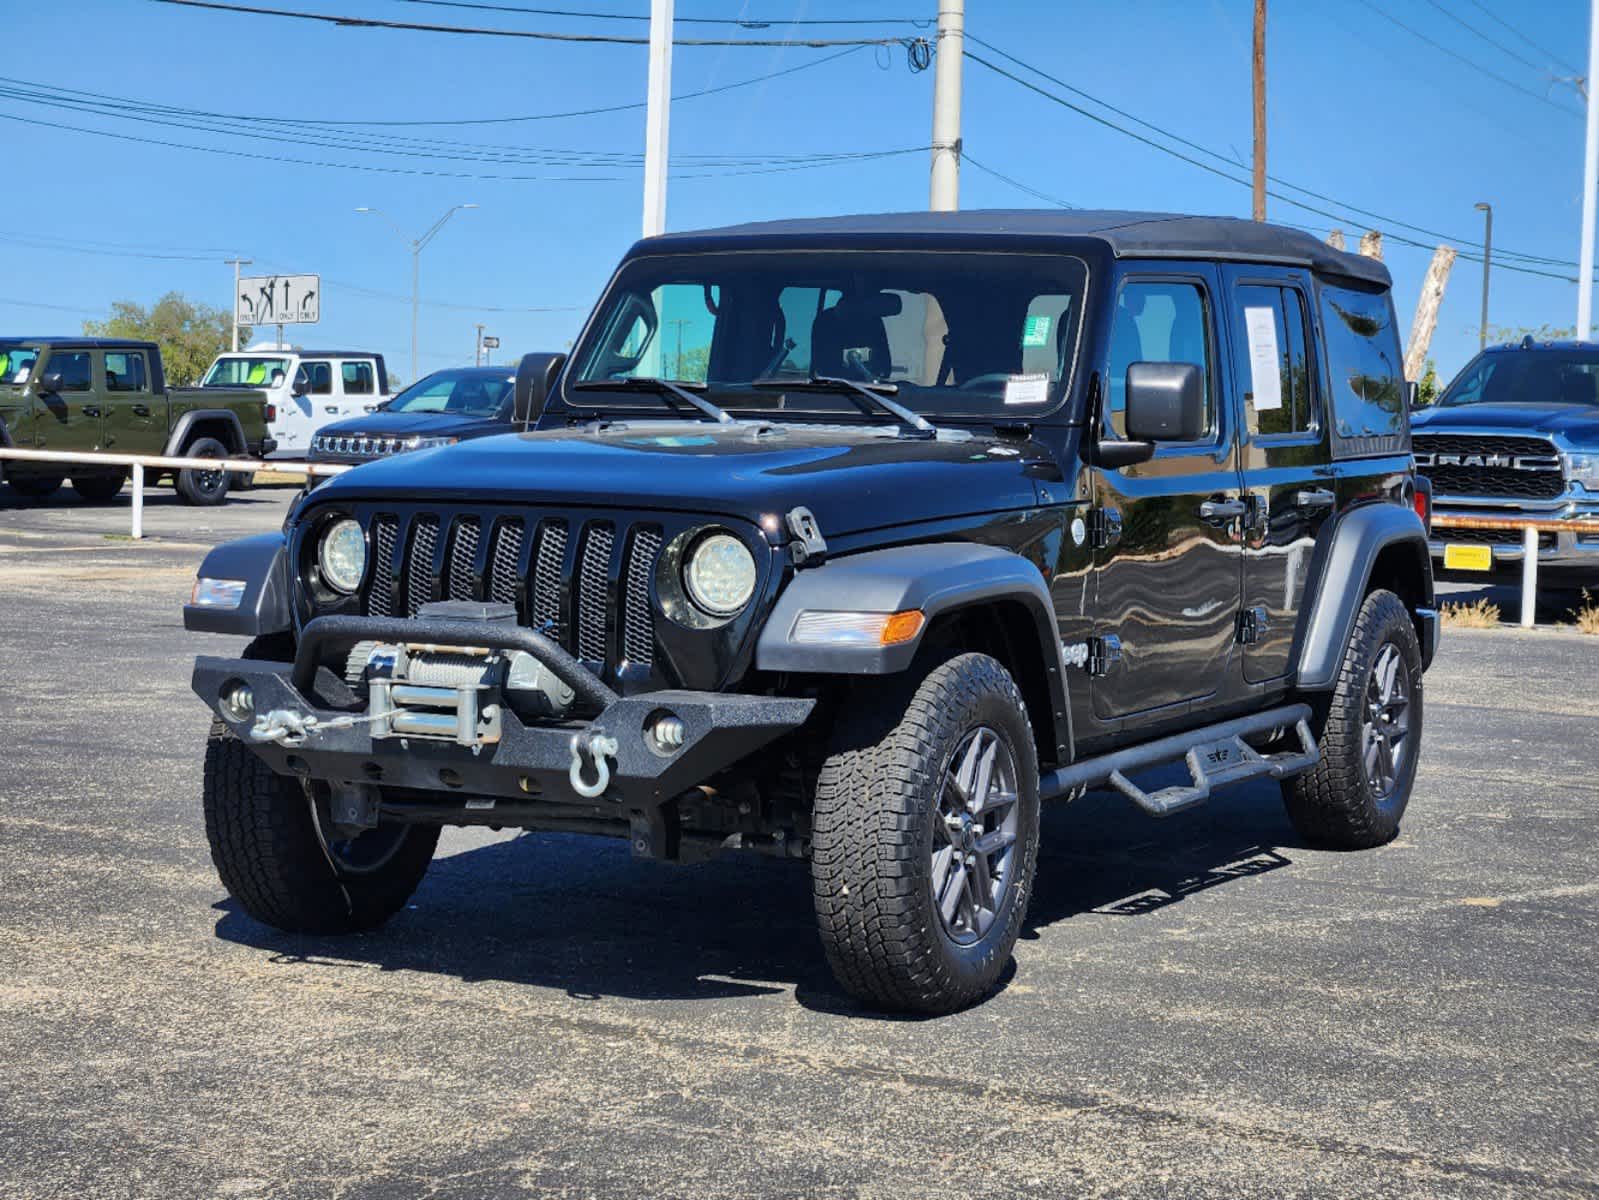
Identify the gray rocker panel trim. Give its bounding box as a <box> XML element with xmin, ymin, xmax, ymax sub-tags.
<box><xmin>182</xmin><ymin>532</ymin><xmax>293</xmax><ymax>636</ymax></box>
<box><xmin>1294</xmin><ymin>503</ymin><xmax>1432</xmax><ymax>691</ymax></box>
<box><xmin>163</xmin><ymin>410</ymin><xmax>249</xmax><ymax>458</ymax></box>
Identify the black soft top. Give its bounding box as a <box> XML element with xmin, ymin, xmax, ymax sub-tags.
<box><xmin>641</xmin><ymin>209</ymin><xmax>1391</xmax><ymax>289</ymax></box>
<box><xmin>0</xmin><ymin>337</ymin><xmax>161</xmax><ymax>352</ymax></box>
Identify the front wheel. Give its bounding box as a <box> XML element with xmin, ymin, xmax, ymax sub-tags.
<box><xmin>810</xmin><ymin>653</ymin><xmax>1041</xmax><ymax>1013</ymax></box>
<box><xmin>202</xmin><ymin>724</ymin><xmax>439</xmax><ymax>933</ymax></box>
<box><xmin>72</xmin><ymin>471</ymin><xmax>127</xmax><ymax>503</ymax></box>
<box><xmin>6</xmin><ymin>474</ymin><xmax>62</xmax><ymax>499</ymax></box>
<box><xmin>1283</xmin><ymin>589</ymin><xmax>1424</xmax><ymax>848</ymax></box>
<box><xmin>176</xmin><ymin>436</ymin><xmax>232</xmax><ymax>506</ymax></box>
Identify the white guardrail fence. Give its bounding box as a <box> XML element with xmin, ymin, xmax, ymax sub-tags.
<box><xmin>0</xmin><ymin>447</ymin><xmax>350</xmax><ymax>540</ymax></box>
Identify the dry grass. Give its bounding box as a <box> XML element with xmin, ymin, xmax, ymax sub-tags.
<box><xmin>1571</xmin><ymin>590</ymin><xmax>1599</xmax><ymax>635</ymax></box>
<box><xmin>1440</xmin><ymin>598</ymin><xmax>1502</xmax><ymax>629</ymax></box>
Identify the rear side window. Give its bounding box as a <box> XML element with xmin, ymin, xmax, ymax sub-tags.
<box><xmin>1318</xmin><ymin>281</ymin><xmax>1407</xmax><ymax>456</ymax></box>
<box><xmin>104</xmin><ymin>351</ymin><xmax>148</xmax><ymax>392</ymax></box>
<box><xmin>341</xmin><ymin>361</ymin><xmax>375</xmax><ymax>395</ymax></box>
<box><xmin>1233</xmin><ymin>285</ymin><xmax>1317</xmax><ymax>438</ymax></box>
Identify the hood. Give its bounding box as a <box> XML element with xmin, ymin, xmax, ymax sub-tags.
<box><xmin>1413</xmin><ymin>403</ymin><xmax>1599</xmax><ymax>444</ymax></box>
<box><xmin>310</xmin><ymin>421</ymin><xmax>1051</xmax><ymax>536</ymax></box>
<box><xmin>316</xmin><ymin>410</ymin><xmax>509</xmax><ymax>439</ymax></box>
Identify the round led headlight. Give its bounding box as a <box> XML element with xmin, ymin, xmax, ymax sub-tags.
<box><xmin>684</xmin><ymin>531</ymin><xmax>756</xmax><ymax>617</ymax></box>
<box><xmin>318</xmin><ymin>518</ymin><xmax>367</xmax><ymax>594</ymax></box>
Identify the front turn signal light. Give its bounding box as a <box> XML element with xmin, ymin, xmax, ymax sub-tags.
<box><xmin>790</xmin><ymin>609</ymin><xmax>926</xmax><ymax>647</ymax></box>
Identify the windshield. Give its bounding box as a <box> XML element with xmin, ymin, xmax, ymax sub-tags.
<box><xmin>0</xmin><ymin>345</ymin><xmax>40</xmax><ymax>385</ymax></box>
<box><xmin>1439</xmin><ymin>348</ymin><xmax>1599</xmax><ymax>408</ymax></box>
<box><xmin>566</xmin><ymin>250</ymin><xmax>1089</xmax><ymax>420</ymax></box>
<box><xmin>387</xmin><ymin>368</ymin><xmax>514</xmax><ymax>417</ymax></box>
<box><xmin>204</xmin><ymin>356</ymin><xmax>291</xmax><ymax>388</ymax></box>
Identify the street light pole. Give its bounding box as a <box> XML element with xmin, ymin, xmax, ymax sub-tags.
<box><xmin>1579</xmin><ymin>0</ymin><xmax>1599</xmax><ymax>339</ymax></box>
<box><xmin>642</xmin><ymin>0</ymin><xmax>674</xmax><ymax>236</ymax></box>
<box><xmin>1475</xmin><ymin>202</ymin><xmax>1493</xmax><ymax>350</ymax></box>
<box><xmin>356</xmin><ymin>203</ymin><xmax>478</xmax><ymax>382</ymax></box>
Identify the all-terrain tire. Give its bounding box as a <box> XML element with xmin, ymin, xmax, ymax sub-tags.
<box><xmin>176</xmin><ymin>436</ymin><xmax>231</xmax><ymax>506</ymax></box>
<box><xmin>6</xmin><ymin>474</ymin><xmax>62</xmax><ymax>499</ymax></box>
<box><xmin>71</xmin><ymin>472</ymin><xmax>126</xmax><ymax>503</ymax></box>
<box><xmin>1283</xmin><ymin>588</ymin><xmax>1424</xmax><ymax>849</ymax></box>
<box><xmin>811</xmin><ymin>652</ymin><xmax>1041</xmax><ymax>1013</ymax></box>
<box><xmin>202</xmin><ymin>723</ymin><xmax>439</xmax><ymax>933</ymax></box>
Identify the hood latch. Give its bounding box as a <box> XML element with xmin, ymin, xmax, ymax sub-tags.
<box><xmin>785</xmin><ymin>506</ymin><xmax>828</xmax><ymax>568</ymax></box>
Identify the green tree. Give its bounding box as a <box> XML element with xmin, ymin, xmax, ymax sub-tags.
<box><xmin>1485</xmin><ymin>322</ymin><xmax>1576</xmax><ymax>345</ymax></box>
<box><xmin>1415</xmin><ymin>358</ymin><xmax>1441</xmax><ymax>407</ymax></box>
<box><xmin>83</xmin><ymin>292</ymin><xmax>249</xmax><ymax>386</ymax></box>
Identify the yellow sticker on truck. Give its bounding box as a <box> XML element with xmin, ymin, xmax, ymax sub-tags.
<box><xmin>1443</xmin><ymin>544</ymin><xmax>1493</xmax><ymax>571</ymax></box>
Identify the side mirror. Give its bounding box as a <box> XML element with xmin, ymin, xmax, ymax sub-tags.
<box><xmin>513</xmin><ymin>351</ymin><xmax>568</xmax><ymax>428</ymax></box>
<box><xmin>1125</xmin><ymin>361</ymin><xmax>1206</xmax><ymax>442</ymax></box>
<box><xmin>290</xmin><ymin>374</ymin><xmax>310</xmax><ymax>398</ymax></box>
<box><xmin>1405</xmin><ymin>380</ymin><xmax>1420</xmax><ymax>410</ymax></box>
<box><xmin>40</xmin><ymin>371</ymin><xmax>65</xmax><ymax>394</ymax></box>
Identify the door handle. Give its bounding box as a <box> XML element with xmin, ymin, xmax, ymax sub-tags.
<box><xmin>131</xmin><ymin>404</ymin><xmax>151</xmax><ymax>418</ymax></box>
<box><xmin>82</xmin><ymin>406</ymin><xmax>102</xmax><ymax>418</ymax></box>
<box><xmin>325</xmin><ymin>405</ymin><xmax>340</xmax><ymax>415</ymax></box>
<box><xmin>1198</xmin><ymin>498</ymin><xmax>1247</xmax><ymax>524</ymax></box>
<box><xmin>1295</xmin><ymin>488</ymin><xmax>1336</xmax><ymax>509</ymax></box>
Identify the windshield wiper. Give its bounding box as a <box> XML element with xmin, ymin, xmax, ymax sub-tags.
<box><xmin>572</xmin><ymin>376</ymin><xmax>734</xmax><ymax>424</ymax></box>
<box><xmin>751</xmin><ymin>375</ymin><xmax>936</xmax><ymax>438</ymax></box>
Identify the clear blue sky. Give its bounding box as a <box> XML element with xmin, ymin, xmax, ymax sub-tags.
<box><xmin>0</xmin><ymin>0</ymin><xmax>1587</xmax><ymax>386</ymax></box>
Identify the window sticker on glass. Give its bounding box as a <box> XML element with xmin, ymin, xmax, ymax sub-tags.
<box><xmin>1021</xmin><ymin>314</ymin><xmax>1051</xmax><ymax>348</ymax></box>
<box><xmin>1003</xmin><ymin>372</ymin><xmax>1050</xmax><ymax>406</ymax></box>
<box><xmin>1244</xmin><ymin>305</ymin><xmax>1283</xmax><ymax>411</ymax></box>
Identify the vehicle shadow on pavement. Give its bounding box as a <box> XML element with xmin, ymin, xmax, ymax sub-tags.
<box><xmin>212</xmin><ymin>774</ymin><xmax>1302</xmax><ymax>1016</ymax></box>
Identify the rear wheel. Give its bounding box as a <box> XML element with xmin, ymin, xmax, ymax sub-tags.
<box><xmin>810</xmin><ymin>652</ymin><xmax>1041</xmax><ymax>1013</ymax></box>
<box><xmin>1284</xmin><ymin>589</ymin><xmax>1423</xmax><ymax>848</ymax></box>
<box><xmin>6</xmin><ymin>474</ymin><xmax>62</xmax><ymax>499</ymax></box>
<box><xmin>202</xmin><ymin>723</ymin><xmax>438</xmax><ymax>934</ymax></box>
<box><xmin>71</xmin><ymin>471</ymin><xmax>126</xmax><ymax>503</ymax></box>
<box><xmin>176</xmin><ymin>436</ymin><xmax>231</xmax><ymax>506</ymax></box>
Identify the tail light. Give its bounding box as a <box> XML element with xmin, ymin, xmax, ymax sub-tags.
<box><xmin>265</xmin><ymin>403</ymin><xmax>277</xmax><ymax>423</ymax></box>
<box><xmin>1413</xmin><ymin>477</ymin><xmax>1432</xmax><ymax>535</ymax></box>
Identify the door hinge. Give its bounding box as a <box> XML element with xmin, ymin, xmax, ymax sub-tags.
<box><xmin>1235</xmin><ymin>605</ymin><xmax>1270</xmax><ymax>645</ymax></box>
<box><xmin>1087</xmin><ymin>507</ymin><xmax>1123</xmax><ymax>550</ymax></box>
<box><xmin>1087</xmin><ymin>634</ymin><xmax>1123</xmax><ymax>676</ymax></box>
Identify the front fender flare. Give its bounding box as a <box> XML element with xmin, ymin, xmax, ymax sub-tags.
<box><xmin>756</xmin><ymin>541</ymin><xmax>1072</xmax><ymax>761</ymax></box>
<box><xmin>183</xmin><ymin>532</ymin><xmax>293</xmax><ymax>637</ymax></box>
<box><xmin>1294</xmin><ymin>502</ymin><xmax>1434</xmax><ymax>690</ymax></box>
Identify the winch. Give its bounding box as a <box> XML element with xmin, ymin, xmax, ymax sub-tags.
<box><xmin>343</xmin><ymin>601</ymin><xmax>575</xmax><ymax>747</ymax></box>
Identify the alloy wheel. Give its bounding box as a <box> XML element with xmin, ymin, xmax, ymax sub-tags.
<box><xmin>931</xmin><ymin>726</ymin><xmax>1020</xmax><ymax>946</ymax></box>
<box><xmin>1362</xmin><ymin>641</ymin><xmax>1413</xmax><ymax>802</ymax></box>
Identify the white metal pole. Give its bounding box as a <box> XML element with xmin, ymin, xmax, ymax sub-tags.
<box><xmin>1579</xmin><ymin>0</ymin><xmax>1599</xmax><ymax>338</ymax></box>
<box><xmin>1521</xmin><ymin>525</ymin><xmax>1538</xmax><ymax>627</ymax></box>
<box><xmin>226</xmin><ymin>257</ymin><xmax>251</xmax><ymax>352</ymax></box>
<box><xmin>131</xmin><ymin>462</ymin><xmax>144</xmax><ymax>540</ymax></box>
<box><xmin>642</xmin><ymin>0</ymin><xmax>674</xmax><ymax>237</ymax></box>
<box><xmin>929</xmin><ymin>0</ymin><xmax>965</xmax><ymax>211</ymax></box>
<box><xmin>411</xmin><ymin>249</ymin><xmax>421</xmax><ymax>384</ymax></box>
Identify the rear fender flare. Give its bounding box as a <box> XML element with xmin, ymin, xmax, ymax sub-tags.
<box><xmin>165</xmin><ymin>410</ymin><xmax>248</xmax><ymax>458</ymax></box>
<box><xmin>1294</xmin><ymin>502</ymin><xmax>1434</xmax><ymax>690</ymax></box>
<box><xmin>756</xmin><ymin>542</ymin><xmax>1073</xmax><ymax>763</ymax></box>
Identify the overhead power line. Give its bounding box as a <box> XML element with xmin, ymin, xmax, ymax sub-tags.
<box><xmin>962</xmin><ymin>46</ymin><xmax>1578</xmax><ymax>283</ymax></box>
<box><xmin>1417</xmin><ymin>0</ymin><xmax>1544</xmax><ymax>73</ymax></box>
<box><xmin>1350</xmin><ymin>0</ymin><xmax>1582</xmax><ymax>117</ymax></box>
<box><xmin>153</xmin><ymin>0</ymin><xmax>932</xmax><ymax>53</ymax></box>
<box><xmin>1461</xmin><ymin>0</ymin><xmax>1581</xmax><ymax>77</ymax></box>
<box><xmin>962</xmin><ymin>154</ymin><xmax>1075</xmax><ymax>209</ymax></box>
<box><xmin>396</xmin><ymin>0</ymin><xmax>930</xmax><ymax>26</ymax></box>
<box><xmin>963</xmin><ymin>34</ymin><xmax>1577</xmax><ymax>273</ymax></box>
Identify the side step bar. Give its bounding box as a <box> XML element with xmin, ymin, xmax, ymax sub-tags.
<box><xmin>1040</xmin><ymin>704</ymin><xmax>1320</xmax><ymax>818</ymax></box>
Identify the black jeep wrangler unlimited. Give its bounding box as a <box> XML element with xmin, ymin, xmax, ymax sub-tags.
<box><xmin>186</xmin><ymin>211</ymin><xmax>1436</xmax><ymax>1013</ymax></box>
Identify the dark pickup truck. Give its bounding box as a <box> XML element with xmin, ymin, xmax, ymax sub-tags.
<box><xmin>0</xmin><ymin>337</ymin><xmax>273</xmax><ymax>505</ymax></box>
<box><xmin>186</xmin><ymin>211</ymin><xmax>1435</xmax><ymax>1013</ymax></box>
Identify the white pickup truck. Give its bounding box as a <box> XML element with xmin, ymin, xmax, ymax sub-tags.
<box><xmin>199</xmin><ymin>349</ymin><xmax>393</xmax><ymax>459</ymax></box>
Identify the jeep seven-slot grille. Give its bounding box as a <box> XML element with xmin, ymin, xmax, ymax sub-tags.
<box><xmin>1412</xmin><ymin>433</ymin><xmax>1565</xmax><ymax>501</ymax></box>
<box><xmin>362</xmin><ymin>511</ymin><xmax>665</xmax><ymax>673</ymax></box>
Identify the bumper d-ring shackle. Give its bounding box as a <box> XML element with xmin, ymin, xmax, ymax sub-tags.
<box><xmin>569</xmin><ymin>731</ymin><xmax>621</xmax><ymax>799</ymax></box>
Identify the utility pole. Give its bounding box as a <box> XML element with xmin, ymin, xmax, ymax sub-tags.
<box><xmin>929</xmin><ymin>0</ymin><xmax>964</xmax><ymax>211</ymax></box>
<box><xmin>642</xmin><ymin>0</ymin><xmax>674</xmax><ymax>237</ymax></box>
<box><xmin>475</xmin><ymin>323</ymin><xmax>485</xmax><ymax>367</ymax></box>
<box><xmin>356</xmin><ymin>203</ymin><xmax>478</xmax><ymax>383</ymax></box>
<box><xmin>225</xmin><ymin>256</ymin><xmax>251</xmax><ymax>351</ymax></box>
<box><xmin>1405</xmin><ymin>246</ymin><xmax>1458</xmax><ymax>382</ymax></box>
<box><xmin>1252</xmin><ymin>0</ymin><xmax>1267</xmax><ymax>222</ymax></box>
<box><xmin>1475</xmin><ymin>202</ymin><xmax>1493</xmax><ymax>349</ymax></box>
<box><xmin>1580</xmin><ymin>0</ymin><xmax>1599</xmax><ymax>339</ymax></box>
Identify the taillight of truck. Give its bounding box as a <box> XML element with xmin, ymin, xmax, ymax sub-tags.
<box><xmin>1413</xmin><ymin>483</ymin><xmax>1431</xmax><ymax>535</ymax></box>
<box><xmin>265</xmin><ymin>403</ymin><xmax>277</xmax><ymax>423</ymax></box>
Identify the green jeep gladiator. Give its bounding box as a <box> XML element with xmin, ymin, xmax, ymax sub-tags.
<box><xmin>0</xmin><ymin>337</ymin><xmax>275</xmax><ymax>505</ymax></box>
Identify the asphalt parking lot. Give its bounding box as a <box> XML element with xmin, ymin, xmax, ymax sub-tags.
<box><xmin>2</xmin><ymin>486</ymin><xmax>1596</xmax><ymax>1199</ymax></box>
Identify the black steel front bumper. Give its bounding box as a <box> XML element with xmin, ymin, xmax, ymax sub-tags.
<box><xmin>192</xmin><ymin>615</ymin><xmax>815</xmax><ymax>808</ymax></box>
